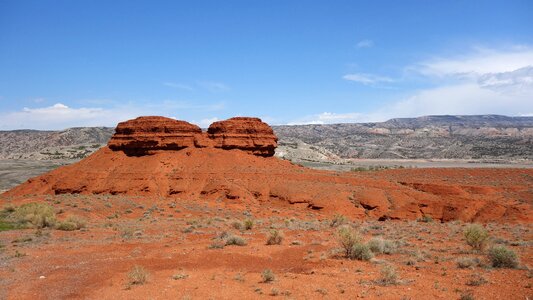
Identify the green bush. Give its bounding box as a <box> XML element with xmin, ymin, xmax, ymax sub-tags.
<box><xmin>488</xmin><ymin>246</ymin><xmax>519</xmax><ymax>268</ymax></box>
<box><xmin>464</xmin><ymin>224</ymin><xmax>489</xmax><ymax>250</ymax></box>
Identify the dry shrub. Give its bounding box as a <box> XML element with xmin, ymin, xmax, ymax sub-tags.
<box><xmin>56</xmin><ymin>215</ymin><xmax>87</xmax><ymax>231</ymax></box>
<box><xmin>266</xmin><ymin>229</ymin><xmax>283</xmax><ymax>245</ymax></box>
<box><xmin>368</xmin><ymin>237</ymin><xmax>397</xmax><ymax>254</ymax></box>
<box><xmin>225</xmin><ymin>234</ymin><xmax>247</xmax><ymax>246</ymax></box>
<box><xmin>488</xmin><ymin>245</ymin><xmax>519</xmax><ymax>268</ymax></box>
<box><xmin>12</xmin><ymin>203</ymin><xmax>56</xmax><ymax>228</ymax></box>
<box><xmin>464</xmin><ymin>224</ymin><xmax>489</xmax><ymax>251</ymax></box>
<box><xmin>350</xmin><ymin>243</ymin><xmax>373</xmax><ymax>261</ymax></box>
<box><xmin>127</xmin><ymin>265</ymin><xmax>148</xmax><ymax>286</ymax></box>
<box><xmin>377</xmin><ymin>264</ymin><xmax>399</xmax><ymax>285</ymax></box>
<box><xmin>337</xmin><ymin>226</ymin><xmax>361</xmax><ymax>257</ymax></box>
<box><xmin>262</xmin><ymin>269</ymin><xmax>275</xmax><ymax>282</ymax></box>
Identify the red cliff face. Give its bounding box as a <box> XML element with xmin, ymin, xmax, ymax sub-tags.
<box><xmin>107</xmin><ymin>116</ymin><xmax>278</xmax><ymax>157</ymax></box>
<box><xmin>208</xmin><ymin>117</ymin><xmax>278</xmax><ymax>157</ymax></box>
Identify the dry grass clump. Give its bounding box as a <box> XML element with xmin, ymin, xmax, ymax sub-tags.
<box><xmin>127</xmin><ymin>265</ymin><xmax>148</xmax><ymax>286</ymax></box>
<box><xmin>243</xmin><ymin>219</ymin><xmax>254</xmax><ymax>230</ymax></box>
<box><xmin>12</xmin><ymin>203</ymin><xmax>56</xmax><ymax>229</ymax></box>
<box><xmin>261</xmin><ymin>269</ymin><xmax>275</xmax><ymax>282</ymax></box>
<box><xmin>464</xmin><ymin>224</ymin><xmax>489</xmax><ymax>251</ymax></box>
<box><xmin>56</xmin><ymin>215</ymin><xmax>87</xmax><ymax>231</ymax></box>
<box><xmin>225</xmin><ymin>234</ymin><xmax>247</xmax><ymax>246</ymax></box>
<box><xmin>337</xmin><ymin>226</ymin><xmax>373</xmax><ymax>261</ymax></box>
<box><xmin>266</xmin><ymin>229</ymin><xmax>284</xmax><ymax>245</ymax></box>
<box><xmin>368</xmin><ymin>237</ymin><xmax>397</xmax><ymax>254</ymax></box>
<box><xmin>377</xmin><ymin>264</ymin><xmax>399</xmax><ymax>286</ymax></box>
<box><xmin>466</xmin><ymin>273</ymin><xmax>488</xmax><ymax>286</ymax></box>
<box><xmin>456</xmin><ymin>257</ymin><xmax>481</xmax><ymax>269</ymax></box>
<box><xmin>232</xmin><ymin>219</ymin><xmax>254</xmax><ymax>231</ymax></box>
<box><xmin>330</xmin><ymin>214</ymin><xmax>347</xmax><ymax>227</ymax></box>
<box><xmin>350</xmin><ymin>243</ymin><xmax>373</xmax><ymax>261</ymax></box>
<box><xmin>488</xmin><ymin>245</ymin><xmax>519</xmax><ymax>268</ymax></box>
<box><xmin>337</xmin><ymin>226</ymin><xmax>361</xmax><ymax>257</ymax></box>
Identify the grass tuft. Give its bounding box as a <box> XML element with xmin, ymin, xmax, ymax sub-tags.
<box><xmin>266</xmin><ymin>229</ymin><xmax>284</xmax><ymax>245</ymax></box>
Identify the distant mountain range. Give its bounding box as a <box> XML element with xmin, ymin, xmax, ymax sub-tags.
<box><xmin>274</xmin><ymin>115</ymin><xmax>533</xmax><ymax>162</ymax></box>
<box><xmin>0</xmin><ymin>115</ymin><xmax>532</xmax><ymax>161</ymax></box>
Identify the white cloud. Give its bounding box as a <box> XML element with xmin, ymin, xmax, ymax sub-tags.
<box><xmin>192</xmin><ymin>117</ymin><xmax>219</xmax><ymax>128</ymax></box>
<box><xmin>385</xmin><ymin>83</ymin><xmax>532</xmax><ymax>117</ymax></box>
<box><xmin>163</xmin><ymin>82</ymin><xmax>194</xmax><ymax>91</ymax></box>
<box><xmin>343</xmin><ymin>73</ymin><xmax>394</xmax><ymax>85</ymax></box>
<box><xmin>356</xmin><ymin>39</ymin><xmax>374</xmax><ymax>48</ymax></box>
<box><xmin>0</xmin><ymin>103</ymin><xmax>149</xmax><ymax>130</ymax></box>
<box><xmin>296</xmin><ymin>46</ymin><xmax>533</xmax><ymax>125</ymax></box>
<box><xmin>290</xmin><ymin>81</ymin><xmax>533</xmax><ymax>125</ymax></box>
<box><xmin>0</xmin><ymin>100</ymin><xmax>228</xmax><ymax>130</ymax></box>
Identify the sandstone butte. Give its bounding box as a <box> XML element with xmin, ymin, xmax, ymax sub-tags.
<box><xmin>4</xmin><ymin>116</ymin><xmax>532</xmax><ymax>223</ymax></box>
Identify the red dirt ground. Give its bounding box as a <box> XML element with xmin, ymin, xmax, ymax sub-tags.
<box><xmin>1</xmin><ymin>166</ymin><xmax>532</xmax><ymax>299</ymax></box>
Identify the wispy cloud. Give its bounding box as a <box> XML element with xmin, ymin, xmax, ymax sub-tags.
<box><xmin>343</xmin><ymin>73</ymin><xmax>394</xmax><ymax>85</ymax></box>
<box><xmin>154</xmin><ymin>100</ymin><xmax>225</xmax><ymax>111</ymax></box>
<box><xmin>412</xmin><ymin>46</ymin><xmax>533</xmax><ymax>78</ymax></box>
<box><xmin>164</xmin><ymin>81</ymin><xmax>230</xmax><ymax>93</ymax></box>
<box><xmin>0</xmin><ymin>100</ymin><xmax>227</xmax><ymax>130</ymax></box>
<box><xmin>356</xmin><ymin>39</ymin><xmax>374</xmax><ymax>48</ymax></box>
<box><xmin>197</xmin><ymin>81</ymin><xmax>230</xmax><ymax>92</ymax></box>
<box><xmin>163</xmin><ymin>82</ymin><xmax>194</xmax><ymax>91</ymax></box>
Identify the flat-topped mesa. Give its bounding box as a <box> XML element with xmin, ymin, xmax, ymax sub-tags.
<box><xmin>107</xmin><ymin>116</ymin><xmax>278</xmax><ymax>157</ymax></box>
<box><xmin>208</xmin><ymin>117</ymin><xmax>278</xmax><ymax>157</ymax></box>
<box><xmin>108</xmin><ymin>116</ymin><xmax>202</xmax><ymax>155</ymax></box>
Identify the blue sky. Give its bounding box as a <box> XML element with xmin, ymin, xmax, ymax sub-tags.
<box><xmin>1</xmin><ymin>0</ymin><xmax>532</xmax><ymax>129</ymax></box>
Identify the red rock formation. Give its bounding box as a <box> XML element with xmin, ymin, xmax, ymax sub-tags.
<box><xmin>108</xmin><ymin>116</ymin><xmax>202</xmax><ymax>155</ymax></box>
<box><xmin>208</xmin><ymin>117</ymin><xmax>278</xmax><ymax>157</ymax></box>
<box><xmin>107</xmin><ymin>116</ymin><xmax>277</xmax><ymax>157</ymax></box>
